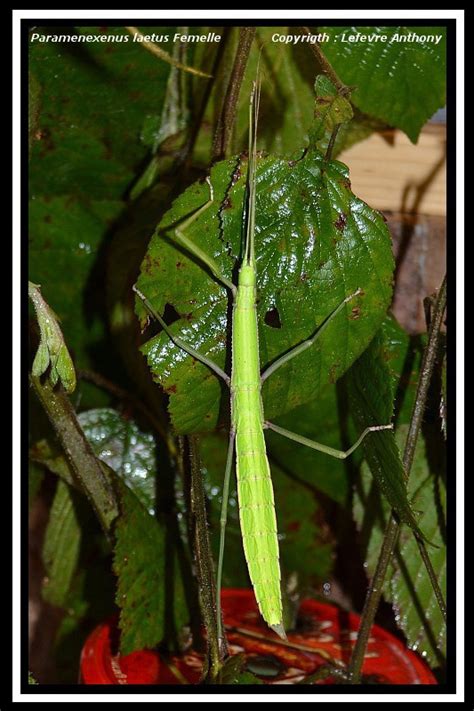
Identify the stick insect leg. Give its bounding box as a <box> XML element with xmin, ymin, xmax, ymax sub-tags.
<box><xmin>264</xmin><ymin>421</ymin><xmax>393</xmax><ymax>460</ymax></box>
<box><xmin>216</xmin><ymin>427</ymin><xmax>236</xmax><ymax>653</ymax></box>
<box><xmin>261</xmin><ymin>289</ymin><xmax>362</xmax><ymax>383</ymax></box>
<box><xmin>173</xmin><ymin>177</ymin><xmax>237</xmax><ymax>297</ymax></box>
<box><xmin>133</xmin><ymin>285</ymin><xmax>230</xmax><ymax>386</ymax></box>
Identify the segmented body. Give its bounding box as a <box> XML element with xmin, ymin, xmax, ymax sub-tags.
<box><xmin>231</xmin><ymin>262</ymin><xmax>282</xmax><ymax>628</ymax></box>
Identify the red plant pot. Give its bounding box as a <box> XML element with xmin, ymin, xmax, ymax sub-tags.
<box><xmin>80</xmin><ymin>588</ymin><xmax>437</xmax><ymax>685</ymax></box>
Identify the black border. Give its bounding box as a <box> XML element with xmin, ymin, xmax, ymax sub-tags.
<box><xmin>18</xmin><ymin>14</ymin><xmax>458</xmax><ymax>702</ymax></box>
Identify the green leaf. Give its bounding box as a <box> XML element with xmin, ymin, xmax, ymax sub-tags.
<box><xmin>353</xmin><ymin>425</ymin><xmax>446</xmax><ymax>667</ymax></box>
<box><xmin>77</xmin><ymin>408</ymin><xmax>157</xmax><ymax>513</ymax></box>
<box><xmin>28</xmin><ymin>671</ymin><xmax>39</xmax><ymax>685</ymax></box>
<box><xmin>265</xmin><ymin>385</ymin><xmax>352</xmax><ymax>505</ymax></box>
<box><xmin>29</xmin><ymin>26</ymin><xmax>175</xmax><ymax>200</ymax></box>
<box><xmin>28</xmin><ymin>72</ymin><xmax>41</xmax><ymax>155</ymax></box>
<box><xmin>31</xmin><ymin>408</ymin><xmax>158</xmax><ymax>513</ymax></box>
<box><xmin>309</xmin><ymin>74</ymin><xmax>353</xmax><ymax>144</ymax></box>
<box><xmin>29</xmin><ymin>25</ymin><xmax>175</xmax><ymax>371</ymax></box>
<box><xmin>29</xmin><ymin>282</ymin><xmax>77</xmax><ymax>393</ymax></box>
<box><xmin>30</xmin><ymin>439</ymin><xmax>75</xmax><ymax>487</ymax></box>
<box><xmin>215</xmin><ymin>653</ymin><xmax>264</xmax><ymax>685</ymax></box>
<box><xmin>42</xmin><ymin>481</ymin><xmax>82</xmax><ymax>606</ymax></box>
<box><xmin>193</xmin><ymin>27</ymin><xmax>375</xmax><ymax>162</ymax></box>
<box><xmin>136</xmin><ymin>148</ymin><xmax>393</xmax><ymax>434</ymax></box>
<box><xmin>347</xmin><ymin>324</ymin><xmax>424</xmax><ymax>535</ymax></box>
<box><xmin>113</xmin><ymin>480</ymin><xmax>188</xmax><ymax>655</ymax></box>
<box><xmin>29</xmin><ymin>198</ymin><xmax>124</xmax><ymax>371</ymax></box>
<box><xmin>320</xmin><ymin>27</ymin><xmax>446</xmax><ymax>142</ymax></box>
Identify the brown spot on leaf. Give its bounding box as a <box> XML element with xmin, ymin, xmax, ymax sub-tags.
<box><xmin>349</xmin><ymin>307</ymin><xmax>361</xmax><ymax>320</ymax></box>
<box><xmin>334</xmin><ymin>213</ymin><xmax>347</xmax><ymax>232</ymax></box>
<box><xmin>221</xmin><ymin>196</ymin><xmax>232</xmax><ymax>210</ymax></box>
<box><xmin>165</xmin><ymin>384</ymin><xmax>177</xmax><ymax>394</ymax></box>
<box><xmin>231</xmin><ymin>163</ymin><xmax>243</xmax><ymax>186</ymax></box>
<box><xmin>143</xmin><ymin>253</ymin><xmax>160</xmax><ymax>274</ymax></box>
<box><xmin>340</xmin><ymin>178</ymin><xmax>351</xmax><ymax>190</ymax></box>
<box><xmin>328</xmin><ymin>363</ymin><xmax>340</xmax><ymax>384</ymax></box>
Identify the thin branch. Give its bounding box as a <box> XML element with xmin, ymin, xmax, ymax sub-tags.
<box><xmin>125</xmin><ymin>27</ymin><xmax>212</xmax><ymax>78</ymax></box>
<box><xmin>30</xmin><ymin>375</ymin><xmax>119</xmax><ymax>534</ymax></box>
<box><xmin>212</xmin><ymin>27</ymin><xmax>256</xmax><ymax>161</ymax></box>
<box><xmin>299</xmin><ymin>26</ymin><xmax>351</xmax><ymax>97</ymax></box>
<box><xmin>188</xmin><ymin>436</ymin><xmax>228</xmax><ymax>679</ymax></box>
<box><xmin>347</xmin><ymin>275</ymin><xmax>447</xmax><ymax>683</ymax></box>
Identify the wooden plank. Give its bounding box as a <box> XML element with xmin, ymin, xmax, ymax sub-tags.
<box><xmin>339</xmin><ymin>124</ymin><xmax>446</xmax><ymax>216</ymax></box>
<box><xmin>388</xmin><ymin>213</ymin><xmax>446</xmax><ymax>334</ymax></box>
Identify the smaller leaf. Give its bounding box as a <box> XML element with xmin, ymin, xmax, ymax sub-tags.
<box><xmin>353</xmin><ymin>426</ymin><xmax>446</xmax><ymax>667</ymax></box>
<box><xmin>215</xmin><ymin>653</ymin><xmax>263</xmax><ymax>685</ymax></box>
<box><xmin>347</xmin><ymin>325</ymin><xmax>425</xmax><ymax>537</ymax></box>
<box><xmin>77</xmin><ymin>408</ymin><xmax>157</xmax><ymax>514</ymax></box>
<box><xmin>28</xmin><ymin>671</ymin><xmax>39</xmax><ymax>685</ymax></box>
<box><xmin>29</xmin><ymin>439</ymin><xmax>75</xmax><ymax>487</ymax></box>
<box><xmin>29</xmin><ymin>281</ymin><xmax>76</xmax><ymax>393</ymax></box>
<box><xmin>309</xmin><ymin>74</ymin><xmax>353</xmax><ymax>144</ymax></box>
<box><xmin>42</xmin><ymin>481</ymin><xmax>82</xmax><ymax>607</ymax></box>
<box><xmin>320</xmin><ymin>26</ymin><xmax>446</xmax><ymax>143</ymax></box>
<box><xmin>113</xmin><ymin>480</ymin><xmax>188</xmax><ymax>655</ymax></box>
<box><xmin>31</xmin><ymin>409</ymin><xmax>157</xmax><ymax>513</ymax></box>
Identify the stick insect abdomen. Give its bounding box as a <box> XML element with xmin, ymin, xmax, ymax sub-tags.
<box><xmin>232</xmin><ymin>263</ymin><xmax>283</xmax><ymax>632</ymax></box>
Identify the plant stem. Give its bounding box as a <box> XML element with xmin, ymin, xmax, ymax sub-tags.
<box><xmin>347</xmin><ymin>514</ymin><xmax>399</xmax><ymax>683</ymax></box>
<box><xmin>212</xmin><ymin>27</ymin><xmax>256</xmax><ymax>161</ymax></box>
<box><xmin>30</xmin><ymin>375</ymin><xmax>119</xmax><ymax>533</ymax></box>
<box><xmin>299</xmin><ymin>26</ymin><xmax>351</xmax><ymax>97</ymax></box>
<box><xmin>187</xmin><ymin>436</ymin><xmax>227</xmax><ymax>680</ymax></box>
<box><xmin>415</xmin><ymin>537</ymin><xmax>447</xmax><ymax>620</ymax></box>
<box><xmin>324</xmin><ymin>125</ymin><xmax>341</xmax><ymax>162</ymax></box>
<box><xmin>125</xmin><ymin>27</ymin><xmax>212</xmax><ymax>78</ymax></box>
<box><xmin>347</xmin><ymin>275</ymin><xmax>447</xmax><ymax>683</ymax></box>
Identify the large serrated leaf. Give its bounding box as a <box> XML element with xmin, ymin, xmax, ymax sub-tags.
<box><xmin>320</xmin><ymin>26</ymin><xmax>446</xmax><ymax>142</ymax></box>
<box><xmin>42</xmin><ymin>480</ymin><xmax>82</xmax><ymax>607</ymax></box>
<box><xmin>113</xmin><ymin>480</ymin><xmax>188</xmax><ymax>655</ymax></box>
<box><xmin>353</xmin><ymin>426</ymin><xmax>446</xmax><ymax>667</ymax></box>
<box><xmin>136</xmin><ymin>148</ymin><xmax>393</xmax><ymax>434</ymax></box>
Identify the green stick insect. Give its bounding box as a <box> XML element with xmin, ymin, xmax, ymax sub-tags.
<box><xmin>134</xmin><ymin>78</ymin><xmax>392</xmax><ymax>641</ymax></box>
